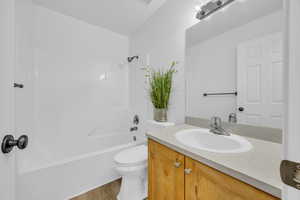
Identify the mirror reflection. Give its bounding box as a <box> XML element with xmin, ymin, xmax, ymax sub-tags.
<box><xmin>185</xmin><ymin>0</ymin><xmax>283</xmax><ymax>129</ymax></box>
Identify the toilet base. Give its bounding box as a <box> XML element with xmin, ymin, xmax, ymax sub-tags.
<box><xmin>117</xmin><ymin>194</ymin><xmax>147</xmax><ymax>200</ymax></box>
<box><xmin>116</xmin><ymin>165</ymin><xmax>147</xmax><ymax>200</ymax></box>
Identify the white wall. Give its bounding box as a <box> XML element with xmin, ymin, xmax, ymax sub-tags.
<box><xmin>284</xmin><ymin>0</ymin><xmax>300</xmax><ymax>199</ymax></box>
<box><xmin>129</xmin><ymin>0</ymin><xmax>198</xmax><ymax>128</ymax></box>
<box><xmin>186</xmin><ymin>11</ymin><xmax>283</xmax><ymax>121</ymax></box>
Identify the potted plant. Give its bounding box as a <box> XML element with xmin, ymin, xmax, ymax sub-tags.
<box><xmin>143</xmin><ymin>61</ymin><xmax>177</xmax><ymax>122</ymax></box>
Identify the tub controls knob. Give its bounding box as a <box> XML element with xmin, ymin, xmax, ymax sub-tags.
<box><xmin>1</xmin><ymin>134</ymin><xmax>28</xmax><ymax>154</ymax></box>
<box><xmin>133</xmin><ymin>115</ymin><xmax>139</xmax><ymax>125</ymax></box>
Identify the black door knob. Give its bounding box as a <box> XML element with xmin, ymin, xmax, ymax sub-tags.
<box><xmin>238</xmin><ymin>107</ymin><xmax>245</xmax><ymax>112</ymax></box>
<box><xmin>1</xmin><ymin>135</ymin><xmax>28</xmax><ymax>154</ymax></box>
<box><xmin>17</xmin><ymin>135</ymin><xmax>29</xmax><ymax>150</ymax></box>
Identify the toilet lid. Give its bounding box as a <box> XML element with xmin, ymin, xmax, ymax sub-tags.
<box><xmin>114</xmin><ymin>145</ymin><xmax>148</xmax><ymax>166</ymax></box>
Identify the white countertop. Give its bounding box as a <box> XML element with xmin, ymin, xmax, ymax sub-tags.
<box><xmin>146</xmin><ymin>124</ymin><xmax>283</xmax><ymax>198</ymax></box>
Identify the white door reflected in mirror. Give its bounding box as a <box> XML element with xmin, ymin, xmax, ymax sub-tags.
<box><xmin>237</xmin><ymin>33</ymin><xmax>283</xmax><ymax>129</ymax></box>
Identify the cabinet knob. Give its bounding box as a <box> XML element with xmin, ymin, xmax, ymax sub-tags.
<box><xmin>184</xmin><ymin>168</ymin><xmax>192</xmax><ymax>174</ymax></box>
<box><xmin>174</xmin><ymin>161</ymin><xmax>181</xmax><ymax>168</ymax></box>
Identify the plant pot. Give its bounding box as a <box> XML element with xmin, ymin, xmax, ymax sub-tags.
<box><xmin>153</xmin><ymin>108</ymin><xmax>168</xmax><ymax>122</ymax></box>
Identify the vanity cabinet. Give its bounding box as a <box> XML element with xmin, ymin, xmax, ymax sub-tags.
<box><xmin>185</xmin><ymin>157</ymin><xmax>279</xmax><ymax>200</ymax></box>
<box><xmin>148</xmin><ymin>139</ymin><xmax>185</xmax><ymax>200</ymax></box>
<box><xmin>148</xmin><ymin>139</ymin><xmax>280</xmax><ymax>200</ymax></box>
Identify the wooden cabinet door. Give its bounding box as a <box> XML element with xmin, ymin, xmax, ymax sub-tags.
<box><xmin>148</xmin><ymin>139</ymin><xmax>185</xmax><ymax>200</ymax></box>
<box><xmin>185</xmin><ymin>157</ymin><xmax>279</xmax><ymax>200</ymax></box>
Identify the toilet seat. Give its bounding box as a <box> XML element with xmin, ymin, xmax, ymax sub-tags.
<box><xmin>114</xmin><ymin>145</ymin><xmax>148</xmax><ymax>167</ymax></box>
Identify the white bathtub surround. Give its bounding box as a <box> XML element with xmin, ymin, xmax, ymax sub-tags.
<box><xmin>16</xmin><ymin>3</ymin><xmax>135</xmax><ymax>200</ymax></box>
<box><xmin>32</xmin><ymin>5</ymin><xmax>130</xmax><ymax>153</ymax></box>
<box><xmin>114</xmin><ymin>145</ymin><xmax>148</xmax><ymax>200</ymax></box>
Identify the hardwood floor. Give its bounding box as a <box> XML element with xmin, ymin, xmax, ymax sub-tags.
<box><xmin>71</xmin><ymin>179</ymin><xmax>121</xmax><ymax>200</ymax></box>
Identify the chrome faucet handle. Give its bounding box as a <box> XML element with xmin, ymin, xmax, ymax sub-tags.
<box><xmin>228</xmin><ymin>113</ymin><xmax>237</xmax><ymax>123</ymax></box>
<box><xmin>210</xmin><ymin>116</ymin><xmax>222</xmax><ymax>129</ymax></box>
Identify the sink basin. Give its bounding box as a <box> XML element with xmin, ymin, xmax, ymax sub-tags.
<box><xmin>175</xmin><ymin>128</ymin><xmax>252</xmax><ymax>153</ymax></box>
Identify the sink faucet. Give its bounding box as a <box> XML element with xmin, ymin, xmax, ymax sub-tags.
<box><xmin>209</xmin><ymin>116</ymin><xmax>230</xmax><ymax>136</ymax></box>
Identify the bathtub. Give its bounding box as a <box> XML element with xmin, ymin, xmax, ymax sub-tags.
<box><xmin>16</xmin><ymin>132</ymin><xmax>146</xmax><ymax>200</ymax></box>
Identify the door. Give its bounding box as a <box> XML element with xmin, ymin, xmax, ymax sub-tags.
<box><xmin>185</xmin><ymin>157</ymin><xmax>279</xmax><ymax>200</ymax></box>
<box><xmin>282</xmin><ymin>0</ymin><xmax>300</xmax><ymax>199</ymax></box>
<box><xmin>0</xmin><ymin>0</ymin><xmax>16</xmax><ymax>199</ymax></box>
<box><xmin>148</xmin><ymin>139</ymin><xmax>185</xmax><ymax>200</ymax></box>
<box><xmin>237</xmin><ymin>33</ymin><xmax>283</xmax><ymax>129</ymax></box>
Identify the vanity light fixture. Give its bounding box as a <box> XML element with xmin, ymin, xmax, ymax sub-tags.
<box><xmin>196</xmin><ymin>0</ymin><xmax>235</xmax><ymax>20</ymax></box>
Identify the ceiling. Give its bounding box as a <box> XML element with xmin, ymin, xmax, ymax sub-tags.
<box><xmin>187</xmin><ymin>0</ymin><xmax>283</xmax><ymax>47</ymax></box>
<box><xmin>33</xmin><ymin>0</ymin><xmax>167</xmax><ymax>36</ymax></box>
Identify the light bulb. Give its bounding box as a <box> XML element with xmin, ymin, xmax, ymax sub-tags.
<box><xmin>195</xmin><ymin>5</ymin><xmax>201</xmax><ymax>11</ymax></box>
<box><xmin>99</xmin><ymin>73</ymin><xmax>107</xmax><ymax>81</ymax></box>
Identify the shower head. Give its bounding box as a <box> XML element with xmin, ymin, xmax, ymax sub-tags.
<box><xmin>127</xmin><ymin>56</ymin><xmax>139</xmax><ymax>63</ymax></box>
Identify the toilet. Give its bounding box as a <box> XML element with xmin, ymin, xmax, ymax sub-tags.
<box><xmin>114</xmin><ymin>120</ymin><xmax>175</xmax><ymax>200</ymax></box>
<box><xmin>114</xmin><ymin>145</ymin><xmax>148</xmax><ymax>200</ymax></box>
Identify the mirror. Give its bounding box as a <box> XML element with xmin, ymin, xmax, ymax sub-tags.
<box><xmin>185</xmin><ymin>0</ymin><xmax>283</xmax><ymax>129</ymax></box>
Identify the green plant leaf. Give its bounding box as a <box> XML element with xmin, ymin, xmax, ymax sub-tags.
<box><xmin>147</xmin><ymin>62</ymin><xmax>177</xmax><ymax>109</ymax></box>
